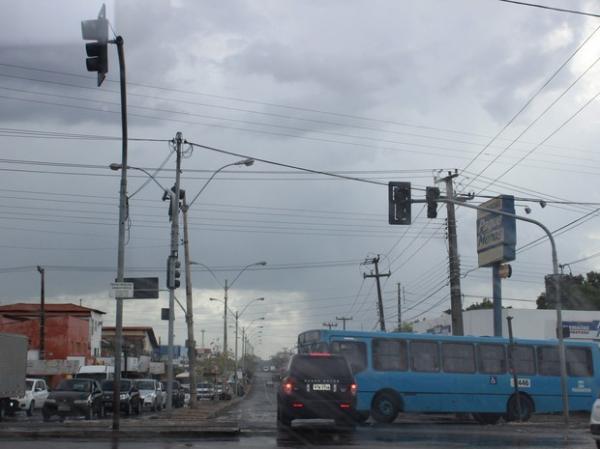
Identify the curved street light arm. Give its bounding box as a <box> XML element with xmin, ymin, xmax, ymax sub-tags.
<box><xmin>187</xmin><ymin>158</ymin><xmax>253</xmax><ymax>210</ymax></box>
<box><xmin>190</xmin><ymin>261</ymin><xmax>223</xmax><ymax>288</ymax></box>
<box><xmin>230</xmin><ymin>262</ymin><xmax>267</xmax><ymax>288</ymax></box>
<box><xmin>238</xmin><ymin>297</ymin><xmax>265</xmax><ymax>319</ymax></box>
<box><xmin>110</xmin><ymin>164</ymin><xmax>172</xmax><ymax>197</ymax></box>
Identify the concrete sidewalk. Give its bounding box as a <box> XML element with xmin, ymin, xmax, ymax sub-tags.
<box><xmin>0</xmin><ymin>398</ymin><xmax>243</xmax><ymax>439</ymax></box>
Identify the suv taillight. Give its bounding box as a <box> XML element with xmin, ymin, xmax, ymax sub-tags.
<box><xmin>282</xmin><ymin>377</ymin><xmax>295</xmax><ymax>395</ymax></box>
<box><xmin>350</xmin><ymin>383</ymin><xmax>357</xmax><ymax>396</ymax></box>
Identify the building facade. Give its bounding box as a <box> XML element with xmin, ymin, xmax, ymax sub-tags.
<box><xmin>413</xmin><ymin>308</ymin><xmax>600</xmax><ymax>341</ymax></box>
<box><xmin>0</xmin><ymin>303</ymin><xmax>105</xmax><ymax>359</ymax></box>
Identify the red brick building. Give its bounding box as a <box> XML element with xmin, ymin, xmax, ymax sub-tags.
<box><xmin>0</xmin><ymin>303</ymin><xmax>105</xmax><ymax>360</ymax></box>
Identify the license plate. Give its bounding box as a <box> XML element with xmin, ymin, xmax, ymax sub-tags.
<box><xmin>312</xmin><ymin>384</ymin><xmax>331</xmax><ymax>391</ymax></box>
<box><xmin>58</xmin><ymin>404</ymin><xmax>71</xmax><ymax>412</ymax></box>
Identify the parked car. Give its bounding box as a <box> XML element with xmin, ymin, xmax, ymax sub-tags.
<box><xmin>216</xmin><ymin>383</ymin><xmax>232</xmax><ymax>401</ymax></box>
<box><xmin>276</xmin><ymin>353</ymin><xmax>357</xmax><ymax>429</ymax></box>
<box><xmin>590</xmin><ymin>397</ymin><xmax>600</xmax><ymax>448</ymax></box>
<box><xmin>42</xmin><ymin>378</ymin><xmax>103</xmax><ymax>422</ymax></box>
<box><xmin>10</xmin><ymin>378</ymin><xmax>49</xmax><ymax>416</ymax></box>
<box><xmin>196</xmin><ymin>382</ymin><xmax>215</xmax><ymax>400</ymax></box>
<box><xmin>168</xmin><ymin>381</ymin><xmax>185</xmax><ymax>408</ymax></box>
<box><xmin>135</xmin><ymin>379</ymin><xmax>162</xmax><ymax>412</ymax></box>
<box><xmin>101</xmin><ymin>379</ymin><xmax>141</xmax><ymax>416</ymax></box>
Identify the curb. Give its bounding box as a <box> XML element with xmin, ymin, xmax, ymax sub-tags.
<box><xmin>0</xmin><ymin>426</ymin><xmax>240</xmax><ymax>440</ymax></box>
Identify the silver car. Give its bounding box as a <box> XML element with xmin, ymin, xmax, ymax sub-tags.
<box><xmin>135</xmin><ymin>379</ymin><xmax>162</xmax><ymax>412</ymax></box>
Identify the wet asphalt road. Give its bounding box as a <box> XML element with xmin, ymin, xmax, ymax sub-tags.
<box><xmin>1</xmin><ymin>371</ymin><xmax>597</xmax><ymax>448</ymax></box>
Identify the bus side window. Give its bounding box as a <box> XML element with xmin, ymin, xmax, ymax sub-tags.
<box><xmin>567</xmin><ymin>347</ymin><xmax>593</xmax><ymax>377</ymax></box>
<box><xmin>442</xmin><ymin>342</ymin><xmax>475</xmax><ymax>373</ymax></box>
<box><xmin>511</xmin><ymin>345</ymin><xmax>536</xmax><ymax>375</ymax></box>
<box><xmin>410</xmin><ymin>341</ymin><xmax>440</xmax><ymax>372</ymax></box>
<box><xmin>478</xmin><ymin>344</ymin><xmax>506</xmax><ymax>374</ymax></box>
<box><xmin>373</xmin><ymin>339</ymin><xmax>408</xmax><ymax>371</ymax></box>
<box><xmin>538</xmin><ymin>346</ymin><xmax>560</xmax><ymax>376</ymax></box>
<box><xmin>330</xmin><ymin>341</ymin><xmax>367</xmax><ymax>374</ymax></box>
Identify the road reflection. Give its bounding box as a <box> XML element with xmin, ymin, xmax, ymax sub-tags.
<box><xmin>276</xmin><ymin>425</ymin><xmax>356</xmax><ymax>447</ymax></box>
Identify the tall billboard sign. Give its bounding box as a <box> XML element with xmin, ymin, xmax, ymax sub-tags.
<box><xmin>477</xmin><ymin>195</ymin><xmax>516</xmax><ymax>267</ymax></box>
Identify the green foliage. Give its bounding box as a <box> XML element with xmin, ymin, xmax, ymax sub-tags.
<box><xmin>466</xmin><ymin>297</ymin><xmax>494</xmax><ymax>311</ymax></box>
<box><xmin>537</xmin><ymin>271</ymin><xmax>600</xmax><ymax>310</ymax></box>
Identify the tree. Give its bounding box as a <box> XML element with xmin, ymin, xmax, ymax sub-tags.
<box><xmin>465</xmin><ymin>297</ymin><xmax>494</xmax><ymax>311</ymax></box>
<box><xmin>537</xmin><ymin>271</ymin><xmax>600</xmax><ymax>310</ymax></box>
<box><xmin>392</xmin><ymin>322</ymin><xmax>413</xmax><ymax>332</ymax></box>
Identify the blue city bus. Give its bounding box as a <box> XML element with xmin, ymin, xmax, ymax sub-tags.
<box><xmin>297</xmin><ymin>329</ymin><xmax>599</xmax><ymax>424</ymax></box>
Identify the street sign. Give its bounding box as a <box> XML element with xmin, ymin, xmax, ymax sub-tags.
<box><xmin>110</xmin><ymin>282</ymin><xmax>134</xmax><ymax>299</ymax></box>
<box><xmin>123</xmin><ymin>277</ymin><xmax>159</xmax><ymax>299</ymax></box>
<box><xmin>477</xmin><ymin>195</ymin><xmax>516</xmax><ymax>267</ymax></box>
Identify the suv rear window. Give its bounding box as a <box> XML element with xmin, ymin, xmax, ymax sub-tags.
<box><xmin>290</xmin><ymin>356</ymin><xmax>352</xmax><ymax>380</ymax></box>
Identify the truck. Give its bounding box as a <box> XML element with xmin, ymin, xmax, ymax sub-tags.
<box><xmin>0</xmin><ymin>333</ymin><xmax>27</xmax><ymax>420</ymax></box>
<box><xmin>74</xmin><ymin>365</ymin><xmax>114</xmax><ymax>382</ymax></box>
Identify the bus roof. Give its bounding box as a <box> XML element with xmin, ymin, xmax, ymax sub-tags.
<box><xmin>299</xmin><ymin>328</ymin><xmax>599</xmax><ymax>347</ymax></box>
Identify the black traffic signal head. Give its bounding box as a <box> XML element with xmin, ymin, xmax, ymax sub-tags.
<box><xmin>167</xmin><ymin>255</ymin><xmax>182</xmax><ymax>289</ymax></box>
<box><xmin>81</xmin><ymin>4</ymin><xmax>109</xmax><ymax>86</ymax></box>
<box><xmin>388</xmin><ymin>182</ymin><xmax>411</xmax><ymax>225</ymax></box>
<box><xmin>426</xmin><ymin>186</ymin><xmax>440</xmax><ymax>219</ymax></box>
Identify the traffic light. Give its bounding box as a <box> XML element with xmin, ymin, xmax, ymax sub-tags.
<box><xmin>167</xmin><ymin>255</ymin><xmax>181</xmax><ymax>289</ymax></box>
<box><xmin>388</xmin><ymin>182</ymin><xmax>411</xmax><ymax>225</ymax></box>
<box><xmin>426</xmin><ymin>186</ymin><xmax>440</xmax><ymax>219</ymax></box>
<box><xmin>81</xmin><ymin>5</ymin><xmax>109</xmax><ymax>86</ymax></box>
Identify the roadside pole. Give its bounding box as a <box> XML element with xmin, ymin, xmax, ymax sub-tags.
<box><xmin>112</xmin><ymin>35</ymin><xmax>128</xmax><ymax>431</ymax></box>
<box><xmin>166</xmin><ymin>132</ymin><xmax>183</xmax><ymax>410</ymax></box>
<box><xmin>181</xmin><ymin>193</ymin><xmax>197</xmax><ymax>406</ymax></box>
<box><xmin>506</xmin><ymin>316</ymin><xmax>522</xmax><ymax>422</ymax></box>
<box><xmin>36</xmin><ymin>266</ymin><xmax>45</xmax><ymax>360</ymax></box>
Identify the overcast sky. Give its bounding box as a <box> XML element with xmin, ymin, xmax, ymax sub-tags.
<box><xmin>1</xmin><ymin>0</ymin><xmax>600</xmax><ymax>359</ymax></box>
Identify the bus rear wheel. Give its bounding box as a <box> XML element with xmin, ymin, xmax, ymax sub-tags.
<box><xmin>506</xmin><ymin>394</ymin><xmax>533</xmax><ymax>422</ymax></box>
<box><xmin>472</xmin><ymin>413</ymin><xmax>501</xmax><ymax>425</ymax></box>
<box><xmin>371</xmin><ymin>392</ymin><xmax>400</xmax><ymax>423</ymax></box>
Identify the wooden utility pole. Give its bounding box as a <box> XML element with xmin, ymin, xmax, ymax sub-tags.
<box><xmin>363</xmin><ymin>255</ymin><xmax>390</xmax><ymax>332</ymax></box>
<box><xmin>36</xmin><ymin>266</ymin><xmax>45</xmax><ymax>360</ymax></box>
<box><xmin>438</xmin><ymin>171</ymin><xmax>464</xmax><ymax>336</ymax></box>
<box><xmin>335</xmin><ymin>316</ymin><xmax>352</xmax><ymax>330</ymax></box>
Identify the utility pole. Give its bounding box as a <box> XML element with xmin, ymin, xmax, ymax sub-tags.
<box><xmin>234</xmin><ymin>311</ymin><xmax>239</xmax><ymax>396</ymax></box>
<box><xmin>335</xmin><ymin>316</ymin><xmax>352</xmax><ymax>330</ymax></box>
<box><xmin>166</xmin><ymin>131</ymin><xmax>183</xmax><ymax>410</ymax></box>
<box><xmin>36</xmin><ymin>266</ymin><xmax>45</xmax><ymax>360</ymax></box>
<box><xmin>438</xmin><ymin>171</ymin><xmax>464</xmax><ymax>336</ymax></box>
<box><xmin>201</xmin><ymin>329</ymin><xmax>205</xmax><ymax>348</ymax></box>
<box><xmin>322</xmin><ymin>321</ymin><xmax>338</xmax><ymax>330</ymax></box>
<box><xmin>223</xmin><ymin>280</ymin><xmax>229</xmax><ymax>358</ymax></box>
<box><xmin>181</xmin><ymin>192</ymin><xmax>197</xmax><ymax>406</ymax></box>
<box><xmin>363</xmin><ymin>255</ymin><xmax>390</xmax><ymax>332</ymax></box>
<box><xmin>397</xmin><ymin>282</ymin><xmax>402</xmax><ymax>332</ymax></box>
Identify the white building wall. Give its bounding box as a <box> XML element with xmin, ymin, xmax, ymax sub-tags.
<box><xmin>88</xmin><ymin>311</ymin><xmax>103</xmax><ymax>358</ymax></box>
<box><xmin>413</xmin><ymin>309</ymin><xmax>600</xmax><ymax>341</ymax></box>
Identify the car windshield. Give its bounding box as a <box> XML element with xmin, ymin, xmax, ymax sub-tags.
<box><xmin>135</xmin><ymin>381</ymin><xmax>155</xmax><ymax>390</ymax></box>
<box><xmin>101</xmin><ymin>380</ymin><xmax>131</xmax><ymax>391</ymax></box>
<box><xmin>56</xmin><ymin>380</ymin><xmax>92</xmax><ymax>392</ymax></box>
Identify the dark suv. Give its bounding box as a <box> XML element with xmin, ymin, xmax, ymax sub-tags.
<box><xmin>101</xmin><ymin>379</ymin><xmax>141</xmax><ymax>415</ymax></box>
<box><xmin>277</xmin><ymin>353</ymin><xmax>357</xmax><ymax>429</ymax></box>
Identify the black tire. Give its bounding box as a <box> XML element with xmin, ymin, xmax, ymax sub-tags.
<box><xmin>0</xmin><ymin>401</ymin><xmax>5</xmax><ymax>422</ymax></box>
<box><xmin>135</xmin><ymin>399</ymin><xmax>141</xmax><ymax>415</ymax></box>
<box><xmin>353</xmin><ymin>411</ymin><xmax>370</xmax><ymax>424</ymax></box>
<box><xmin>596</xmin><ymin>441</ymin><xmax>600</xmax><ymax>449</ymax></box>
<box><xmin>506</xmin><ymin>394</ymin><xmax>533</xmax><ymax>422</ymax></box>
<box><xmin>42</xmin><ymin>410</ymin><xmax>51</xmax><ymax>422</ymax></box>
<box><xmin>276</xmin><ymin>405</ymin><xmax>292</xmax><ymax>428</ymax></box>
<box><xmin>59</xmin><ymin>414</ymin><xmax>66</xmax><ymax>423</ymax></box>
<box><xmin>371</xmin><ymin>392</ymin><xmax>400</xmax><ymax>423</ymax></box>
<box><xmin>125</xmin><ymin>401</ymin><xmax>132</xmax><ymax>416</ymax></box>
<box><xmin>85</xmin><ymin>406</ymin><xmax>93</xmax><ymax>421</ymax></box>
<box><xmin>26</xmin><ymin>400</ymin><xmax>34</xmax><ymax>417</ymax></box>
<box><xmin>472</xmin><ymin>412</ymin><xmax>501</xmax><ymax>425</ymax></box>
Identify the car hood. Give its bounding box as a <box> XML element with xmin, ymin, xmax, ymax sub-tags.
<box><xmin>138</xmin><ymin>389</ymin><xmax>156</xmax><ymax>395</ymax></box>
<box><xmin>48</xmin><ymin>391</ymin><xmax>89</xmax><ymax>401</ymax></box>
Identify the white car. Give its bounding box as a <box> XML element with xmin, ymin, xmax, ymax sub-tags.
<box><xmin>135</xmin><ymin>379</ymin><xmax>162</xmax><ymax>412</ymax></box>
<box><xmin>590</xmin><ymin>398</ymin><xmax>600</xmax><ymax>448</ymax></box>
<box><xmin>12</xmin><ymin>378</ymin><xmax>49</xmax><ymax>416</ymax></box>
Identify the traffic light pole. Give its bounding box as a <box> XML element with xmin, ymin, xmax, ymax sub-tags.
<box><xmin>166</xmin><ymin>132</ymin><xmax>183</xmax><ymax>410</ymax></box>
<box><xmin>112</xmin><ymin>35</ymin><xmax>127</xmax><ymax>431</ymax></box>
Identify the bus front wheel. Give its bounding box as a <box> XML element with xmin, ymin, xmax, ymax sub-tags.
<box><xmin>371</xmin><ymin>392</ymin><xmax>400</xmax><ymax>423</ymax></box>
<box><xmin>506</xmin><ymin>394</ymin><xmax>533</xmax><ymax>422</ymax></box>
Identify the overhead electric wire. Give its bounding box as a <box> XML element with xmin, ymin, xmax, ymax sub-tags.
<box><xmin>496</xmin><ymin>0</ymin><xmax>600</xmax><ymax>18</ymax></box>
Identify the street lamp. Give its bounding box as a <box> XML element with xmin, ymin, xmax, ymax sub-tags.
<box><xmin>210</xmin><ymin>296</ymin><xmax>265</xmax><ymax>395</ymax></box>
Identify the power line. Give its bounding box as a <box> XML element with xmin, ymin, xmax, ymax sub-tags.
<box><xmin>496</xmin><ymin>0</ymin><xmax>600</xmax><ymax>18</ymax></box>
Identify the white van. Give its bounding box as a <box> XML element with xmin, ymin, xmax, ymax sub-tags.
<box><xmin>74</xmin><ymin>365</ymin><xmax>114</xmax><ymax>383</ymax></box>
